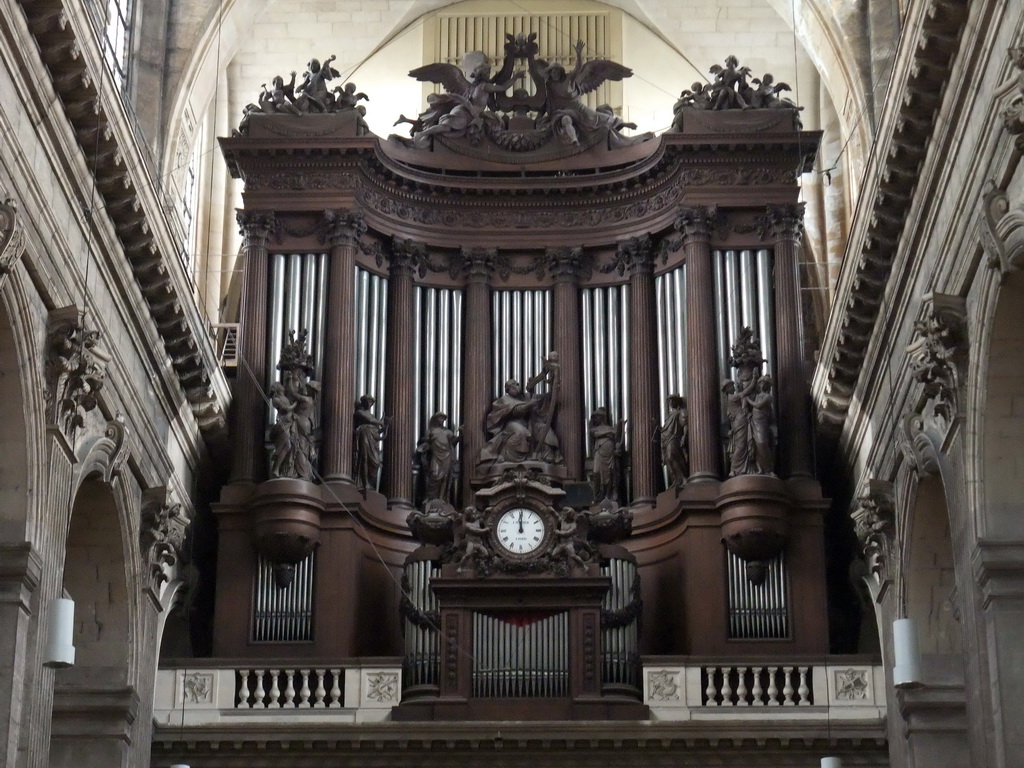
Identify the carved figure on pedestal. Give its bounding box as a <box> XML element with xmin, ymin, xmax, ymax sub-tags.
<box><xmin>588</xmin><ymin>407</ymin><xmax>624</xmax><ymax>502</ymax></box>
<box><xmin>722</xmin><ymin>328</ymin><xmax>776</xmax><ymax>477</ymax></box>
<box><xmin>480</xmin><ymin>354</ymin><xmax>562</xmax><ymax>467</ymax></box>
<box><xmin>353</xmin><ymin>394</ymin><xmax>387</xmax><ymax>490</ymax></box>
<box><xmin>402</xmin><ymin>51</ymin><xmax>525</xmax><ymax>146</ymax></box>
<box><xmin>455</xmin><ymin>507</ymin><xmax>491</xmax><ymax>573</ymax></box>
<box><xmin>659</xmin><ymin>394</ymin><xmax>690</xmax><ymax>487</ymax></box>
<box><xmin>269</xmin><ymin>330</ymin><xmax>320</xmax><ymax>481</ymax></box>
<box><xmin>745</xmin><ymin>375</ymin><xmax>776</xmax><ymax>475</ymax></box>
<box><xmin>417</xmin><ymin>411</ymin><xmax>461</xmax><ymax>504</ymax></box>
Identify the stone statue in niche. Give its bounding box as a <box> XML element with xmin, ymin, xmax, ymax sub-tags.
<box><xmin>588</xmin><ymin>407</ymin><xmax>625</xmax><ymax>503</ymax></box>
<box><xmin>353</xmin><ymin>394</ymin><xmax>387</xmax><ymax>490</ymax></box>
<box><xmin>659</xmin><ymin>394</ymin><xmax>690</xmax><ymax>487</ymax></box>
<box><xmin>721</xmin><ymin>328</ymin><xmax>776</xmax><ymax>477</ymax></box>
<box><xmin>400</xmin><ymin>50</ymin><xmax>525</xmax><ymax>146</ymax></box>
<box><xmin>234</xmin><ymin>54</ymin><xmax>370</xmax><ymax>136</ymax></box>
<box><xmin>479</xmin><ymin>352</ymin><xmax>563</xmax><ymax>467</ymax></box>
<box><xmin>269</xmin><ymin>330</ymin><xmax>321</xmax><ymax>481</ymax></box>
<box><xmin>417</xmin><ymin>411</ymin><xmax>461</xmax><ymax>504</ymax></box>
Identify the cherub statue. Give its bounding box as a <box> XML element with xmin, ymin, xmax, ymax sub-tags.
<box><xmin>550</xmin><ymin>507</ymin><xmax>587</xmax><ymax>571</ymax></box>
<box><xmin>708</xmin><ymin>55</ymin><xmax>753</xmax><ymax>110</ymax></box>
<box><xmin>455</xmin><ymin>506</ymin><xmax>491</xmax><ymax>573</ymax></box>
<box><xmin>294</xmin><ymin>55</ymin><xmax>341</xmax><ymax>112</ymax></box>
<box><xmin>404</xmin><ymin>50</ymin><xmax>525</xmax><ymax>146</ymax></box>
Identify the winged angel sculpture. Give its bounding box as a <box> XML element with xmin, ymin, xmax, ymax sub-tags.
<box><xmin>397</xmin><ymin>34</ymin><xmax>650</xmax><ymax>151</ymax></box>
<box><xmin>397</xmin><ymin>50</ymin><xmax>525</xmax><ymax>147</ymax></box>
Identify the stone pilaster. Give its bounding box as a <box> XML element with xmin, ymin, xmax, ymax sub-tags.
<box><xmin>383</xmin><ymin>238</ymin><xmax>425</xmax><ymax>508</ymax></box>
<box><xmin>545</xmin><ymin>247</ymin><xmax>589</xmax><ymax>481</ymax></box>
<box><xmin>320</xmin><ymin>210</ymin><xmax>366</xmax><ymax>482</ymax></box>
<box><xmin>676</xmin><ymin>207</ymin><xmax>719</xmax><ymax>481</ymax></box>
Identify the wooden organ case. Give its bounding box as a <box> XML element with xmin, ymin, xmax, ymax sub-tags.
<box><xmin>213</xmin><ymin>42</ymin><xmax>827</xmax><ymax>721</ymax></box>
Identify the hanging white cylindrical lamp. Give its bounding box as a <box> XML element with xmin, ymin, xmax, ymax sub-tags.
<box><xmin>893</xmin><ymin>617</ymin><xmax>923</xmax><ymax>688</ymax></box>
<box><xmin>42</xmin><ymin>597</ymin><xmax>76</xmax><ymax>668</ymax></box>
<box><xmin>821</xmin><ymin>757</ymin><xmax>843</xmax><ymax>768</ymax></box>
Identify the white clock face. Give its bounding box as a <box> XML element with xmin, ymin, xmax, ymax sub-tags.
<box><xmin>495</xmin><ymin>507</ymin><xmax>546</xmax><ymax>555</ymax></box>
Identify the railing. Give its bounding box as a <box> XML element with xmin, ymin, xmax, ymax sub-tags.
<box><xmin>209</xmin><ymin>323</ymin><xmax>240</xmax><ymax>368</ymax></box>
<box><xmin>155</xmin><ymin>658</ymin><xmax>884</xmax><ymax>725</ymax></box>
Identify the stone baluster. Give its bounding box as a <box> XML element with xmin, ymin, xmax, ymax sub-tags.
<box><xmin>459</xmin><ymin>248</ymin><xmax>495</xmax><ymax>507</ymax></box>
<box><xmin>383</xmin><ymin>238</ymin><xmax>424</xmax><ymax>508</ymax></box>
<box><xmin>320</xmin><ymin>210</ymin><xmax>367</xmax><ymax>481</ymax></box>
<box><xmin>763</xmin><ymin>204</ymin><xmax>813</xmax><ymax>478</ymax></box>
<box><xmin>232</xmin><ymin>212</ymin><xmax>277</xmax><ymax>483</ymax></box>
<box><xmin>617</xmin><ymin>237</ymin><xmax>659</xmax><ymax>504</ymax></box>
<box><xmin>546</xmin><ymin>247</ymin><xmax>588</xmax><ymax>481</ymax></box>
<box><xmin>676</xmin><ymin>206</ymin><xmax>720</xmax><ymax>482</ymax></box>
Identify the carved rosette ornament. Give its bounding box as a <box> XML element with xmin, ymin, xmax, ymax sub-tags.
<box><xmin>906</xmin><ymin>294</ymin><xmax>967</xmax><ymax>426</ymax></box>
<box><xmin>0</xmin><ymin>198</ymin><xmax>26</xmax><ymax>283</ymax></box>
<box><xmin>44</xmin><ymin>307</ymin><xmax>109</xmax><ymax>443</ymax></box>
<box><xmin>140</xmin><ymin>489</ymin><xmax>191</xmax><ymax>590</ymax></box>
<box><xmin>850</xmin><ymin>480</ymin><xmax>896</xmax><ymax>585</ymax></box>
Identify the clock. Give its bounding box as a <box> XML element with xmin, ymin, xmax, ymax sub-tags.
<box><xmin>494</xmin><ymin>507</ymin><xmax>548</xmax><ymax>556</ymax></box>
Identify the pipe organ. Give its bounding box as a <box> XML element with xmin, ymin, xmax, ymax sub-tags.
<box><xmin>214</xmin><ymin>44</ymin><xmax>831</xmax><ymax>721</ymax></box>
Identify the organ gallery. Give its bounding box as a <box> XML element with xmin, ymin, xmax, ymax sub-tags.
<box><xmin>214</xmin><ymin>36</ymin><xmax>828</xmax><ymax>718</ymax></box>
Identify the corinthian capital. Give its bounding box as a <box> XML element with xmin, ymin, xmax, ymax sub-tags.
<box><xmin>319</xmin><ymin>209</ymin><xmax>366</xmax><ymax>246</ymax></box>
<box><xmin>235</xmin><ymin>211</ymin><xmax>278</xmax><ymax>245</ymax></box>
<box><xmin>674</xmin><ymin>206</ymin><xmax>718</xmax><ymax>242</ymax></box>
<box><xmin>759</xmin><ymin>204</ymin><xmax>805</xmax><ymax>241</ymax></box>
<box><xmin>605</xmin><ymin>235</ymin><xmax>654</xmax><ymax>276</ymax></box>
<box><xmin>543</xmin><ymin>246</ymin><xmax>590</xmax><ymax>282</ymax></box>
<box><xmin>388</xmin><ymin>237</ymin><xmax>428</xmax><ymax>277</ymax></box>
<box><xmin>451</xmin><ymin>247</ymin><xmax>504</xmax><ymax>282</ymax></box>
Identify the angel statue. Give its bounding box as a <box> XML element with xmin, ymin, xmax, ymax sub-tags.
<box><xmin>533</xmin><ymin>39</ymin><xmax>645</xmax><ymax>147</ymax></box>
<box><xmin>398</xmin><ymin>50</ymin><xmax>524</xmax><ymax>146</ymax></box>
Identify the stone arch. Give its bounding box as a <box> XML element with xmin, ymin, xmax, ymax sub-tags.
<box><xmin>49</xmin><ymin>473</ymin><xmax>143</xmax><ymax>767</ymax></box>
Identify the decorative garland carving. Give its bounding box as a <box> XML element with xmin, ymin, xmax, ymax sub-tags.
<box><xmin>44</xmin><ymin>307</ymin><xmax>108</xmax><ymax>442</ymax></box>
<box><xmin>850</xmin><ymin>480</ymin><xmax>896</xmax><ymax>584</ymax></box>
<box><xmin>906</xmin><ymin>293</ymin><xmax>967</xmax><ymax>425</ymax></box>
<box><xmin>140</xmin><ymin>488</ymin><xmax>191</xmax><ymax>589</ymax></box>
<box><xmin>600</xmin><ymin>572</ymin><xmax>643</xmax><ymax>630</ymax></box>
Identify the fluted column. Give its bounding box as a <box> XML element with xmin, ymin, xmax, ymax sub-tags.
<box><xmin>459</xmin><ymin>248</ymin><xmax>494</xmax><ymax>507</ymax></box>
<box><xmin>764</xmin><ymin>204</ymin><xmax>812</xmax><ymax>478</ymax></box>
<box><xmin>616</xmin><ymin>236</ymin><xmax>658</xmax><ymax>505</ymax></box>
<box><xmin>676</xmin><ymin>206</ymin><xmax>720</xmax><ymax>482</ymax></box>
<box><xmin>383</xmin><ymin>238</ymin><xmax>424</xmax><ymax>508</ymax></box>
<box><xmin>232</xmin><ymin>211</ymin><xmax>276</xmax><ymax>483</ymax></box>
<box><xmin>546</xmin><ymin>247</ymin><xmax>587</xmax><ymax>480</ymax></box>
<box><xmin>320</xmin><ymin>210</ymin><xmax>366</xmax><ymax>482</ymax></box>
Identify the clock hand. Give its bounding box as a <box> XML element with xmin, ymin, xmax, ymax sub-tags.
<box><xmin>518</xmin><ymin>509</ymin><xmax>524</xmax><ymax>533</ymax></box>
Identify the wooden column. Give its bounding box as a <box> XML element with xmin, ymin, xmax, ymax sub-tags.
<box><xmin>546</xmin><ymin>247</ymin><xmax>586</xmax><ymax>481</ymax></box>
<box><xmin>231</xmin><ymin>211</ymin><xmax>276</xmax><ymax>483</ymax></box>
<box><xmin>320</xmin><ymin>210</ymin><xmax>366</xmax><ymax>482</ymax></box>
<box><xmin>459</xmin><ymin>248</ymin><xmax>494</xmax><ymax>507</ymax></box>
<box><xmin>677</xmin><ymin>207</ymin><xmax>720</xmax><ymax>482</ymax></box>
<box><xmin>764</xmin><ymin>204</ymin><xmax>812</xmax><ymax>478</ymax></box>
<box><xmin>383</xmin><ymin>238</ymin><xmax>423</xmax><ymax>508</ymax></box>
<box><xmin>619</xmin><ymin>236</ymin><xmax>658</xmax><ymax>505</ymax></box>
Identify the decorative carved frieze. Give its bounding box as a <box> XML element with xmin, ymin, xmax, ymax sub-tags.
<box><xmin>140</xmin><ymin>487</ymin><xmax>191</xmax><ymax>589</ymax></box>
<box><xmin>906</xmin><ymin>293</ymin><xmax>967</xmax><ymax>424</ymax></box>
<box><xmin>851</xmin><ymin>480</ymin><xmax>896</xmax><ymax>583</ymax></box>
<box><xmin>0</xmin><ymin>198</ymin><xmax>25</xmax><ymax>282</ymax></box>
<box><xmin>44</xmin><ymin>306</ymin><xmax>108</xmax><ymax>442</ymax></box>
<box><xmin>319</xmin><ymin>209</ymin><xmax>366</xmax><ymax>246</ymax></box>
